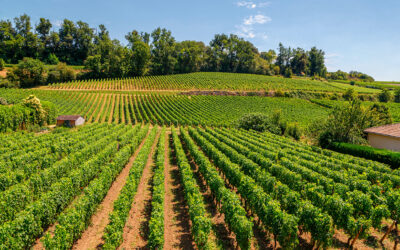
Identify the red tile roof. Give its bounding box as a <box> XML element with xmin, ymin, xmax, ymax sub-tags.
<box><xmin>56</xmin><ymin>115</ymin><xmax>83</xmax><ymax>121</ymax></box>
<box><xmin>364</xmin><ymin>123</ymin><xmax>400</xmax><ymax>138</ymax></box>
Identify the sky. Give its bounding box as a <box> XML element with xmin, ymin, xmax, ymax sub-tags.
<box><xmin>2</xmin><ymin>0</ymin><xmax>400</xmax><ymax>81</ymax></box>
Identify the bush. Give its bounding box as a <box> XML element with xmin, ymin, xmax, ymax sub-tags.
<box><xmin>41</xmin><ymin>101</ymin><xmax>58</xmax><ymax>125</ymax></box>
<box><xmin>236</xmin><ymin>113</ymin><xmax>268</xmax><ymax>132</ymax></box>
<box><xmin>284</xmin><ymin>67</ymin><xmax>293</xmax><ymax>78</ymax></box>
<box><xmin>394</xmin><ymin>89</ymin><xmax>400</xmax><ymax>103</ymax></box>
<box><xmin>378</xmin><ymin>89</ymin><xmax>392</xmax><ymax>103</ymax></box>
<box><xmin>46</xmin><ymin>53</ymin><xmax>59</xmax><ymax>65</ymax></box>
<box><xmin>0</xmin><ymin>58</ymin><xmax>5</xmax><ymax>71</ymax></box>
<box><xmin>235</xmin><ymin>110</ymin><xmax>298</xmax><ymax>137</ymax></box>
<box><xmin>47</xmin><ymin>63</ymin><xmax>76</xmax><ymax>83</ymax></box>
<box><xmin>285</xmin><ymin>123</ymin><xmax>301</xmax><ymax>140</ymax></box>
<box><xmin>0</xmin><ymin>78</ymin><xmax>18</xmax><ymax>88</ymax></box>
<box><xmin>329</xmin><ymin>142</ymin><xmax>400</xmax><ymax>169</ymax></box>
<box><xmin>343</xmin><ymin>88</ymin><xmax>357</xmax><ymax>101</ymax></box>
<box><xmin>315</xmin><ymin>100</ymin><xmax>391</xmax><ymax>146</ymax></box>
<box><xmin>9</xmin><ymin>58</ymin><xmax>46</xmax><ymax>87</ymax></box>
<box><xmin>0</xmin><ymin>97</ymin><xmax>7</xmax><ymax>105</ymax></box>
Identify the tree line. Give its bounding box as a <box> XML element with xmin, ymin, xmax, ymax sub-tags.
<box><xmin>0</xmin><ymin>14</ymin><xmax>372</xmax><ymax>83</ymax></box>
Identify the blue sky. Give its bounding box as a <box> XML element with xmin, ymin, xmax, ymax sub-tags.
<box><xmin>2</xmin><ymin>0</ymin><xmax>400</xmax><ymax>81</ymax></box>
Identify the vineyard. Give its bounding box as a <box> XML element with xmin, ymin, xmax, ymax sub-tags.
<box><xmin>0</xmin><ymin>88</ymin><xmax>329</xmax><ymax>127</ymax></box>
<box><xmin>44</xmin><ymin>72</ymin><xmax>379</xmax><ymax>93</ymax></box>
<box><xmin>0</xmin><ymin>123</ymin><xmax>399</xmax><ymax>249</ymax></box>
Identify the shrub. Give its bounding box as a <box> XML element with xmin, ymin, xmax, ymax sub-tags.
<box><xmin>343</xmin><ymin>88</ymin><xmax>357</xmax><ymax>101</ymax></box>
<box><xmin>0</xmin><ymin>78</ymin><xmax>18</xmax><ymax>88</ymax></box>
<box><xmin>274</xmin><ymin>89</ymin><xmax>285</xmax><ymax>97</ymax></box>
<box><xmin>47</xmin><ymin>62</ymin><xmax>76</xmax><ymax>83</ymax></box>
<box><xmin>394</xmin><ymin>89</ymin><xmax>400</xmax><ymax>103</ymax></box>
<box><xmin>285</xmin><ymin>123</ymin><xmax>301</xmax><ymax>140</ymax></box>
<box><xmin>284</xmin><ymin>67</ymin><xmax>293</xmax><ymax>78</ymax></box>
<box><xmin>236</xmin><ymin>113</ymin><xmax>268</xmax><ymax>132</ymax></box>
<box><xmin>378</xmin><ymin>89</ymin><xmax>392</xmax><ymax>103</ymax></box>
<box><xmin>0</xmin><ymin>97</ymin><xmax>7</xmax><ymax>105</ymax></box>
<box><xmin>9</xmin><ymin>58</ymin><xmax>46</xmax><ymax>87</ymax></box>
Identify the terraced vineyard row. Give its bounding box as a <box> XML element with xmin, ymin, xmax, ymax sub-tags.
<box><xmin>45</xmin><ymin>72</ymin><xmax>379</xmax><ymax>93</ymax></box>
<box><xmin>1</xmin><ymin>124</ymin><xmax>399</xmax><ymax>249</ymax></box>
<box><xmin>0</xmin><ymin>89</ymin><xmax>329</xmax><ymax>127</ymax></box>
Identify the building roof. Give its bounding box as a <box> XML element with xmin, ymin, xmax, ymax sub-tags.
<box><xmin>56</xmin><ymin>115</ymin><xmax>83</xmax><ymax>121</ymax></box>
<box><xmin>364</xmin><ymin>123</ymin><xmax>400</xmax><ymax>139</ymax></box>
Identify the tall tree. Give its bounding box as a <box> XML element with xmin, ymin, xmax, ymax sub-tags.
<box><xmin>308</xmin><ymin>46</ymin><xmax>326</xmax><ymax>77</ymax></box>
<box><xmin>290</xmin><ymin>48</ymin><xmax>308</xmax><ymax>75</ymax></box>
<box><xmin>275</xmin><ymin>43</ymin><xmax>292</xmax><ymax>74</ymax></box>
<box><xmin>175</xmin><ymin>40</ymin><xmax>206</xmax><ymax>73</ymax></box>
<box><xmin>150</xmin><ymin>27</ymin><xmax>176</xmax><ymax>75</ymax></box>
<box><xmin>126</xmin><ymin>30</ymin><xmax>151</xmax><ymax>76</ymax></box>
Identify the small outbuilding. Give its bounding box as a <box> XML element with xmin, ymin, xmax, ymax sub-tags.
<box><xmin>364</xmin><ymin>123</ymin><xmax>400</xmax><ymax>152</ymax></box>
<box><xmin>56</xmin><ymin>115</ymin><xmax>85</xmax><ymax>127</ymax></box>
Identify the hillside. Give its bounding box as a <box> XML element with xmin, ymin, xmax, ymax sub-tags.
<box><xmin>44</xmin><ymin>72</ymin><xmax>379</xmax><ymax>93</ymax></box>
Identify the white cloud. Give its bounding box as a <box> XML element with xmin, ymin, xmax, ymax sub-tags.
<box><xmin>235</xmin><ymin>25</ymin><xmax>269</xmax><ymax>40</ymax></box>
<box><xmin>236</xmin><ymin>1</ymin><xmax>270</xmax><ymax>9</ymax></box>
<box><xmin>235</xmin><ymin>24</ymin><xmax>256</xmax><ymax>38</ymax></box>
<box><xmin>243</xmin><ymin>14</ymin><xmax>271</xmax><ymax>25</ymax></box>
<box><xmin>52</xmin><ymin>20</ymin><xmax>63</xmax><ymax>28</ymax></box>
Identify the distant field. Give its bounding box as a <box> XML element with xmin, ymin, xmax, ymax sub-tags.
<box><xmin>0</xmin><ymin>89</ymin><xmax>329</xmax><ymax>127</ymax></box>
<box><xmin>311</xmin><ymin>98</ymin><xmax>400</xmax><ymax>122</ymax></box>
<box><xmin>44</xmin><ymin>72</ymin><xmax>379</xmax><ymax>93</ymax></box>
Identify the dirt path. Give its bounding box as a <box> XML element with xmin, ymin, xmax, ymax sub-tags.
<box><xmin>70</xmin><ymin>128</ymin><xmax>151</xmax><ymax>250</ymax></box>
<box><xmin>95</xmin><ymin>94</ymin><xmax>107</xmax><ymax>123</ymax></box>
<box><xmin>108</xmin><ymin>94</ymin><xmax>116</xmax><ymax>124</ymax></box>
<box><xmin>118</xmin><ymin>130</ymin><xmax>160</xmax><ymax>249</ymax></box>
<box><xmin>163</xmin><ymin>132</ymin><xmax>195</xmax><ymax>250</ymax></box>
<box><xmin>185</xmin><ymin>146</ymin><xmax>235</xmax><ymax>249</ymax></box>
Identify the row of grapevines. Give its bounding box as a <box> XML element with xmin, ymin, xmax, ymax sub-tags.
<box><xmin>212</xmin><ymin>127</ymin><xmax>393</xmax><ymax>246</ymax></box>
<box><xmin>0</xmin><ymin>124</ymin><xmax>108</xmax><ymax>191</ymax></box>
<box><xmin>42</xmin><ymin>125</ymin><xmax>149</xmax><ymax>249</ymax></box>
<box><xmin>196</xmin><ymin>127</ymin><xmax>333</xmax><ymax>247</ymax></box>
<box><xmin>179</xmin><ymin>127</ymin><xmax>253</xmax><ymax>249</ymax></box>
<box><xmin>148</xmin><ymin>127</ymin><xmax>166</xmax><ymax>249</ymax></box>
<box><xmin>0</xmin><ymin>124</ymin><xmax>127</xmax><ymax>225</ymax></box>
<box><xmin>102</xmin><ymin>126</ymin><xmax>157</xmax><ymax>249</ymax></box>
<box><xmin>0</xmin><ymin>125</ymin><xmax>135</xmax><ymax>249</ymax></box>
<box><xmin>187</xmin><ymin>127</ymin><xmax>299</xmax><ymax>248</ymax></box>
<box><xmin>47</xmin><ymin>72</ymin><xmax>374</xmax><ymax>92</ymax></box>
<box><xmin>170</xmin><ymin>127</ymin><xmax>212</xmax><ymax>248</ymax></box>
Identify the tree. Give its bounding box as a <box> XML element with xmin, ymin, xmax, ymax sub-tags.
<box><xmin>317</xmin><ymin>100</ymin><xmax>391</xmax><ymax>146</ymax></box>
<box><xmin>58</xmin><ymin>19</ymin><xmax>76</xmax><ymax>64</ymax></box>
<box><xmin>9</xmin><ymin>57</ymin><xmax>46</xmax><ymax>87</ymax></box>
<box><xmin>290</xmin><ymin>48</ymin><xmax>308</xmax><ymax>75</ymax></box>
<box><xmin>126</xmin><ymin>30</ymin><xmax>151</xmax><ymax>76</ymax></box>
<box><xmin>150</xmin><ymin>27</ymin><xmax>177</xmax><ymax>75</ymax></box>
<box><xmin>275</xmin><ymin>43</ymin><xmax>292</xmax><ymax>75</ymax></box>
<box><xmin>36</xmin><ymin>18</ymin><xmax>52</xmax><ymax>58</ymax></box>
<box><xmin>175</xmin><ymin>41</ymin><xmax>206</xmax><ymax>73</ymax></box>
<box><xmin>260</xmin><ymin>49</ymin><xmax>276</xmax><ymax>64</ymax></box>
<box><xmin>308</xmin><ymin>47</ymin><xmax>326</xmax><ymax>77</ymax></box>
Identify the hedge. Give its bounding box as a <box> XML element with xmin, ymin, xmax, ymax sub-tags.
<box><xmin>329</xmin><ymin>142</ymin><xmax>400</xmax><ymax>169</ymax></box>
